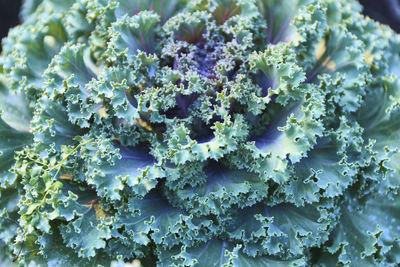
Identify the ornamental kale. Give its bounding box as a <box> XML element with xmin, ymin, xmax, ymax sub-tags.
<box><xmin>1</xmin><ymin>0</ymin><xmax>400</xmax><ymax>266</ymax></box>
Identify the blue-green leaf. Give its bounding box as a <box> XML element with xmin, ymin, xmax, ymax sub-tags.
<box><xmin>0</xmin><ymin>113</ymin><xmax>33</xmax><ymax>187</ymax></box>
<box><xmin>60</xmin><ymin>206</ymin><xmax>112</xmax><ymax>258</ymax></box>
<box><xmin>168</xmin><ymin>162</ymin><xmax>269</xmax><ymax>216</ymax></box>
<box><xmin>226</xmin><ymin>201</ymin><xmax>337</xmax><ymax>258</ymax></box>
<box><xmin>107</xmin><ymin>11</ymin><xmax>160</xmax><ymax>62</ymax></box>
<box><xmin>85</xmin><ymin>141</ymin><xmax>161</xmax><ymax>200</ymax></box>
<box><xmin>317</xmin><ymin>190</ymin><xmax>400</xmax><ymax>266</ymax></box>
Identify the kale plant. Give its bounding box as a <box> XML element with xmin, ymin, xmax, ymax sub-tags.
<box><xmin>1</xmin><ymin>0</ymin><xmax>400</xmax><ymax>266</ymax></box>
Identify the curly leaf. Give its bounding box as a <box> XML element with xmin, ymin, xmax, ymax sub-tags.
<box><xmin>256</xmin><ymin>0</ymin><xmax>313</xmax><ymax>44</ymax></box>
<box><xmin>108</xmin><ymin>11</ymin><xmax>160</xmax><ymax>62</ymax></box>
<box><xmin>168</xmin><ymin>162</ymin><xmax>269</xmax><ymax>216</ymax></box>
<box><xmin>60</xmin><ymin>205</ymin><xmax>112</xmax><ymax>258</ymax></box>
<box><xmin>85</xmin><ymin>141</ymin><xmax>161</xmax><ymax>200</ymax></box>
<box><xmin>0</xmin><ymin>113</ymin><xmax>33</xmax><ymax>187</ymax></box>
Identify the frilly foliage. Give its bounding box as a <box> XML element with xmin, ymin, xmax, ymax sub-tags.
<box><xmin>1</xmin><ymin>0</ymin><xmax>400</xmax><ymax>266</ymax></box>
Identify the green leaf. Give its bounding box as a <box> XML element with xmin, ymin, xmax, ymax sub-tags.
<box><xmin>165</xmin><ymin>11</ymin><xmax>209</xmax><ymax>44</ymax></box>
<box><xmin>386</xmin><ymin>35</ymin><xmax>400</xmax><ymax>78</ymax></box>
<box><xmin>31</xmin><ymin>96</ymin><xmax>87</xmax><ymax>151</ymax></box>
<box><xmin>256</xmin><ymin>0</ymin><xmax>314</xmax><ymax>45</ymax></box>
<box><xmin>251</xmin><ymin>97</ymin><xmax>323</xmax><ymax>163</ymax></box>
<box><xmin>45</xmin><ymin>42</ymin><xmax>95</xmax><ymax>87</ymax></box>
<box><xmin>43</xmin><ymin>42</ymin><xmax>100</xmax><ymax>127</ymax></box>
<box><xmin>85</xmin><ymin>141</ymin><xmax>161</xmax><ymax>200</ymax></box>
<box><xmin>157</xmin><ymin>239</ymin><xmax>238</xmax><ymax>267</ymax></box>
<box><xmin>19</xmin><ymin>0</ymin><xmax>42</xmax><ymax>22</ymax></box>
<box><xmin>36</xmin><ymin>228</ymin><xmax>110</xmax><ymax>266</ymax></box>
<box><xmin>60</xmin><ymin>206</ymin><xmax>112</xmax><ymax>258</ymax></box>
<box><xmin>164</xmin><ymin>114</ymin><xmax>249</xmax><ymax>165</ymax></box>
<box><xmin>0</xmin><ymin>79</ymin><xmax>32</xmax><ymax>133</ymax></box>
<box><xmin>115</xmin><ymin>190</ymin><xmax>215</xmax><ymax>250</ymax></box>
<box><xmin>0</xmin><ymin>189</ymin><xmax>20</xmax><ymax>264</ymax></box>
<box><xmin>107</xmin><ymin>11</ymin><xmax>160</xmax><ymax>61</ymax></box>
<box><xmin>249</xmin><ymin>44</ymin><xmax>306</xmax><ymax>103</ymax></box>
<box><xmin>233</xmin><ymin>249</ymin><xmax>307</xmax><ymax>267</ymax></box>
<box><xmin>243</xmin><ymin>87</ymin><xmax>324</xmax><ymax>184</ymax></box>
<box><xmin>56</xmin><ymin>183</ymin><xmax>99</xmax><ymax>222</ymax></box>
<box><xmin>205</xmin><ymin>0</ymin><xmax>258</xmax><ymax>25</ymax></box>
<box><xmin>114</xmin><ymin>0</ymin><xmax>187</xmax><ymax>23</ymax></box>
<box><xmin>2</xmin><ymin>14</ymin><xmax>67</xmax><ymax>100</ymax></box>
<box><xmin>0</xmin><ymin>112</ymin><xmax>33</xmax><ymax>187</ymax></box>
<box><xmin>226</xmin><ymin>201</ymin><xmax>337</xmax><ymax>259</ymax></box>
<box><xmin>157</xmin><ymin>239</ymin><xmax>307</xmax><ymax>267</ymax></box>
<box><xmin>168</xmin><ymin>162</ymin><xmax>269</xmax><ymax>216</ymax></box>
<box><xmin>357</xmin><ymin>76</ymin><xmax>400</xmax><ymax>191</ymax></box>
<box><xmin>318</xmin><ymin>190</ymin><xmax>400</xmax><ymax>266</ymax></box>
<box><xmin>92</xmin><ymin>65</ymin><xmax>140</xmax><ymax>125</ymax></box>
<box><xmin>65</xmin><ymin>0</ymin><xmax>96</xmax><ymax>41</ymax></box>
<box><xmin>286</xmin><ymin>119</ymin><xmax>361</xmax><ymax>205</ymax></box>
<box><xmin>305</xmin><ymin>25</ymin><xmax>368</xmax><ymax>112</ymax></box>
<box><xmin>358</xmin><ymin>77</ymin><xmax>400</xmax><ymax>152</ymax></box>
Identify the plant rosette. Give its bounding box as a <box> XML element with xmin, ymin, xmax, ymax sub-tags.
<box><xmin>1</xmin><ymin>0</ymin><xmax>400</xmax><ymax>266</ymax></box>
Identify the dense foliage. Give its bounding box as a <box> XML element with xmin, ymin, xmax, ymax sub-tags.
<box><xmin>1</xmin><ymin>0</ymin><xmax>400</xmax><ymax>266</ymax></box>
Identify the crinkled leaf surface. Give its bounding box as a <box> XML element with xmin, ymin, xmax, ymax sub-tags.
<box><xmin>1</xmin><ymin>0</ymin><xmax>400</xmax><ymax>266</ymax></box>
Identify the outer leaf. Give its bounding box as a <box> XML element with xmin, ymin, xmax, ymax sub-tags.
<box><xmin>156</xmin><ymin>239</ymin><xmax>238</xmax><ymax>267</ymax></box>
<box><xmin>286</xmin><ymin>118</ymin><xmax>361</xmax><ymax>205</ymax></box>
<box><xmin>357</xmin><ymin>77</ymin><xmax>400</xmax><ymax>193</ymax></box>
<box><xmin>167</xmin><ymin>162</ymin><xmax>269</xmax><ymax>216</ymax></box>
<box><xmin>0</xmin><ymin>112</ymin><xmax>33</xmax><ymax>187</ymax></box>
<box><xmin>157</xmin><ymin>240</ymin><xmax>307</xmax><ymax>267</ymax></box>
<box><xmin>226</xmin><ymin>201</ymin><xmax>337</xmax><ymax>259</ymax></box>
<box><xmin>0</xmin><ymin>189</ymin><xmax>20</xmax><ymax>264</ymax></box>
<box><xmin>31</xmin><ymin>228</ymin><xmax>110</xmax><ymax>266</ymax></box>
<box><xmin>85</xmin><ymin>140</ymin><xmax>161</xmax><ymax>200</ymax></box>
<box><xmin>164</xmin><ymin>115</ymin><xmax>248</xmax><ymax>165</ymax></box>
<box><xmin>115</xmin><ymin>189</ymin><xmax>216</xmax><ymax>251</ymax></box>
<box><xmin>305</xmin><ymin>26</ymin><xmax>368</xmax><ymax>112</ymax></box>
<box><xmin>317</xmin><ymin>190</ymin><xmax>400</xmax><ymax>266</ymax></box>
<box><xmin>44</xmin><ymin>43</ymin><xmax>100</xmax><ymax>127</ymax></box>
<box><xmin>31</xmin><ymin>96</ymin><xmax>87</xmax><ymax>151</ymax></box>
<box><xmin>0</xmin><ymin>79</ymin><xmax>32</xmax><ymax>133</ymax></box>
<box><xmin>2</xmin><ymin>14</ymin><xmax>67</xmax><ymax>99</ymax></box>
<box><xmin>60</xmin><ymin>206</ymin><xmax>112</xmax><ymax>258</ymax></box>
<box><xmin>241</xmin><ymin>86</ymin><xmax>324</xmax><ymax>184</ymax></box>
